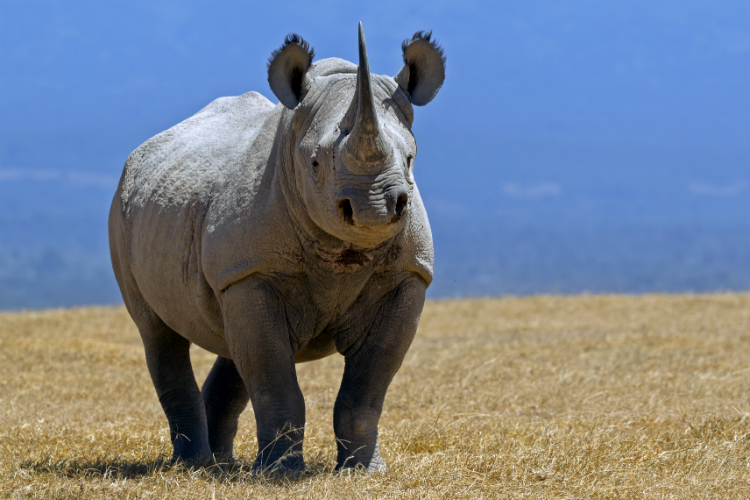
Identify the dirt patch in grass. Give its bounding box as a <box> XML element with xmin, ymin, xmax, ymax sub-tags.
<box><xmin>2</xmin><ymin>294</ymin><xmax>750</xmax><ymax>498</ymax></box>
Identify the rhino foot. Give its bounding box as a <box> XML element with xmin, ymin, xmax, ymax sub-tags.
<box><xmin>335</xmin><ymin>442</ymin><xmax>388</xmax><ymax>475</ymax></box>
<box><xmin>252</xmin><ymin>452</ymin><xmax>305</xmax><ymax>476</ymax></box>
<box><xmin>170</xmin><ymin>447</ymin><xmax>215</xmax><ymax>467</ymax></box>
<box><xmin>211</xmin><ymin>449</ymin><xmax>239</xmax><ymax>465</ymax></box>
<box><xmin>366</xmin><ymin>443</ymin><xmax>388</xmax><ymax>474</ymax></box>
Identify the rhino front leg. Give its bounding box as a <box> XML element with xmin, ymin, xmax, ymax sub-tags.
<box><xmin>201</xmin><ymin>356</ymin><xmax>250</xmax><ymax>461</ymax></box>
<box><xmin>139</xmin><ymin>319</ymin><xmax>213</xmax><ymax>463</ymax></box>
<box><xmin>221</xmin><ymin>279</ymin><xmax>306</xmax><ymax>473</ymax></box>
<box><xmin>334</xmin><ymin>276</ymin><xmax>426</xmax><ymax>472</ymax></box>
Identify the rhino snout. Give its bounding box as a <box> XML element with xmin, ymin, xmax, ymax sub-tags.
<box><xmin>335</xmin><ymin>186</ymin><xmax>408</xmax><ymax>228</ymax></box>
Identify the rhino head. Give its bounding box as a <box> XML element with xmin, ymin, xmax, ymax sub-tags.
<box><xmin>267</xmin><ymin>23</ymin><xmax>445</xmax><ymax>249</ymax></box>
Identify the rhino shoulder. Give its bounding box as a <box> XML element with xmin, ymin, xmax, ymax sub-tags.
<box><xmin>193</xmin><ymin>91</ymin><xmax>275</xmax><ymax>126</ymax></box>
<box><xmin>118</xmin><ymin>91</ymin><xmax>276</xmax><ymax>209</ymax></box>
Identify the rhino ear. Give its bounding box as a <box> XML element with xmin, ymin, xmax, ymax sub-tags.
<box><xmin>267</xmin><ymin>34</ymin><xmax>315</xmax><ymax>109</ymax></box>
<box><xmin>395</xmin><ymin>31</ymin><xmax>446</xmax><ymax>106</ymax></box>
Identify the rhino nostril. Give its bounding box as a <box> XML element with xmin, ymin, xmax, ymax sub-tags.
<box><xmin>395</xmin><ymin>193</ymin><xmax>408</xmax><ymax>219</ymax></box>
<box><xmin>338</xmin><ymin>199</ymin><xmax>354</xmax><ymax>225</ymax></box>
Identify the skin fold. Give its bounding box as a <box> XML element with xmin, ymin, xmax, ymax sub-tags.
<box><xmin>108</xmin><ymin>24</ymin><xmax>445</xmax><ymax>473</ymax></box>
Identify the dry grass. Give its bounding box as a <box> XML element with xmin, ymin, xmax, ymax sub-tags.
<box><xmin>2</xmin><ymin>294</ymin><xmax>750</xmax><ymax>498</ymax></box>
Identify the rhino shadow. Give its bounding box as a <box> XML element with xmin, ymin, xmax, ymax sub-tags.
<box><xmin>20</xmin><ymin>454</ymin><xmax>340</xmax><ymax>484</ymax></box>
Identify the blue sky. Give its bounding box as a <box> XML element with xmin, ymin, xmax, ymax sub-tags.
<box><xmin>2</xmin><ymin>1</ymin><xmax>749</xmax><ymax>203</ymax></box>
<box><xmin>1</xmin><ymin>1</ymin><xmax>749</xmax><ymax>306</ymax></box>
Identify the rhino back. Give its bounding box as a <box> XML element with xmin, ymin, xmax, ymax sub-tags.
<box><xmin>120</xmin><ymin>91</ymin><xmax>275</xmax><ymax>210</ymax></box>
<box><xmin>112</xmin><ymin>91</ymin><xmax>278</xmax><ymax>355</ymax></box>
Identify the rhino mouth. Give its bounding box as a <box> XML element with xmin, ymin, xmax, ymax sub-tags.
<box><xmin>313</xmin><ymin>240</ymin><xmax>390</xmax><ymax>269</ymax></box>
<box><xmin>334</xmin><ymin>248</ymin><xmax>371</xmax><ymax>266</ymax></box>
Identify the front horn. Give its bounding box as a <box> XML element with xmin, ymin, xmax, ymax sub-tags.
<box><xmin>343</xmin><ymin>22</ymin><xmax>391</xmax><ymax>166</ymax></box>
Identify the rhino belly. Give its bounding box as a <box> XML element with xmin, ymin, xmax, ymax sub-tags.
<box><xmin>127</xmin><ymin>201</ymin><xmax>231</xmax><ymax>358</ymax></box>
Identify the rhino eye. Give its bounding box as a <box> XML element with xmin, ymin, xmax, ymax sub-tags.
<box><xmin>311</xmin><ymin>160</ymin><xmax>320</xmax><ymax>178</ymax></box>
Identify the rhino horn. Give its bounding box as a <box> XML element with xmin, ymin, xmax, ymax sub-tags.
<box><xmin>344</xmin><ymin>22</ymin><xmax>391</xmax><ymax>167</ymax></box>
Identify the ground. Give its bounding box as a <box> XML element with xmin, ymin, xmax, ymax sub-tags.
<box><xmin>1</xmin><ymin>293</ymin><xmax>750</xmax><ymax>499</ymax></box>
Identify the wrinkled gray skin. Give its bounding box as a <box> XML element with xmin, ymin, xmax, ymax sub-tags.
<box><xmin>109</xmin><ymin>24</ymin><xmax>445</xmax><ymax>473</ymax></box>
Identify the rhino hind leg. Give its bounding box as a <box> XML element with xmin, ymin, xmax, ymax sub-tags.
<box><xmin>201</xmin><ymin>356</ymin><xmax>250</xmax><ymax>461</ymax></box>
<box><xmin>110</xmin><ymin>208</ymin><xmax>211</xmax><ymax>463</ymax></box>
<box><xmin>136</xmin><ymin>313</ymin><xmax>213</xmax><ymax>464</ymax></box>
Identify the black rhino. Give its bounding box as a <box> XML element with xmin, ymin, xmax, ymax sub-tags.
<box><xmin>108</xmin><ymin>23</ymin><xmax>445</xmax><ymax>473</ymax></box>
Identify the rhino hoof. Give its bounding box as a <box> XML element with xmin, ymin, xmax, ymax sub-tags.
<box><xmin>170</xmin><ymin>452</ymin><xmax>215</xmax><ymax>468</ymax></box>
<box><xmin>211</xmin><ymin>450</ymin><xmax>239</xmax><ymax>465</ymax></box>
<box><xmin>367</xmin><ymin>443</ymin><xmax>388</xmax><ymax>474</ymax></box>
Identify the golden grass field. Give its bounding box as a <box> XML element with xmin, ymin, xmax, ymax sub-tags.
<box><xmin>2</xmin><ymin>294</ymin><xmax>750</xmax><ymax>499</ymax></box>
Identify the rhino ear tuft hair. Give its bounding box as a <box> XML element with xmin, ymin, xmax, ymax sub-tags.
<box><xmin>267</xmin><ymin>33</ymin><xmax>315</xmax><ymax>109</ymax></box>
<box><xmin>395</xmin><ymin>31</ymin><xmax>446</xmax><ymax>106</ymax></box>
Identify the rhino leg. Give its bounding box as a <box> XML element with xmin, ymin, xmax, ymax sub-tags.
<box><xmin>334</xmin><ymin>276</ymin><xmax>426</xmax><ymax>472</ymax></box>
<box><xmin>221</xmin><ymin>279</ymin><xmax>306</xmax><ymax>474</ymax></box>
<box><xmin>139</xmin><ymin>318</ymin><xmax>213</xmax><ymax>464</ymax></box>
<box><xmin>201</xmin><ymin>356</ymin><xmax>250</xmax><ymax>461</ymax></box>
<box><xmin>111</xmin><ymin>214</ymin><xmax>211</xmax><ymax>463</ymax></box>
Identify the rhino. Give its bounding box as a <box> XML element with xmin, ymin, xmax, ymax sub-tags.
<box><xmin>108</xmin><ymin>23</ymin><xmax>445</xmax><ymax>473</ymax></box>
